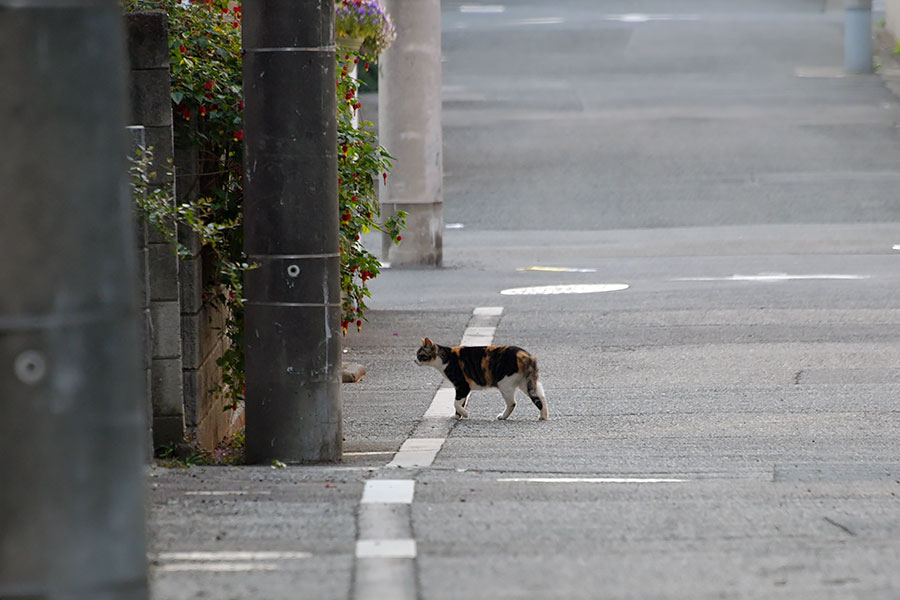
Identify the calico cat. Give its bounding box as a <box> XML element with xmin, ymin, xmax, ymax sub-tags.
<box><xmin>415</xmin><ymin>337</ymin><xmax>548</xmax><ymax>421</ymax></box>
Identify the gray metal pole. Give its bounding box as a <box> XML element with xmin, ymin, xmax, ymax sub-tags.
<box><xmin>845</xmin><ymin>0</ymin><xmax>873</xmax><ymax>73</ymax></box>
<box><xmin>0</xmin><ymin>2</ymin><xmax>148</xmax><ymax>599</ymax></box>
<box><xmin>379</xmin><ymin>0</ymin><xmax>444</xmax><ymax>267</ymax></box>
<box><xmin>242</xmin><ymin>0</ymin><xmax>343</xmax><ymax>463</ymax></box>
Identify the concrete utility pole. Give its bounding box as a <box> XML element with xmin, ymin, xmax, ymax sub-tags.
<box><xmin>379</xmin><ymin>0</ymin><xmax>444</xmax><ymax>267</ymax></box>
<box><xmin>242</xmin><ymin>0</ymin><xmax>343</xmax><ymax>463</ymax></box>
<box><xmin>844</xmin><ymin>0</ymin><xmax>873</xmax><ymax>73</ymax></box>
<box><xmin>0</xmin><ymin>2</ymin><xmax>148</xmax><ymax>599</ymax></box>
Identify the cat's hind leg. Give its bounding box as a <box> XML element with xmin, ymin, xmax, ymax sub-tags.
<box><xmin>520</xmin><ymin>379</ymin><xmax>549</xmax><ymax>420</ymax></box>
<box><xmin>496</xmin><ymin>380</ymin><xmax>517</xmax><ymax>420</ymax></box>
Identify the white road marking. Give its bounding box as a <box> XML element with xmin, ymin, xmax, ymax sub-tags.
<box><xmin>344</xmin><ymin>451</ymin><xmax>397</xmax><ymax>457</ymax></box>
<box><xmin>423</xmin><ymin>386</ymin><xmax>457</xmax><ymax>419</ymax></box>
<box><xmin>893</xmin><ymin>244</ymin><xmax>900</xmax><ymax>251</ymax></box>
<box><xmin>356</xmin><ymin>539</ymin><xmax>417</xmax><ymax>559</ymax></box>
<box><xmin>155</xmin><ymin>551</ymin><xmax>311</xmax><ymax>561</ymax></box>
<box><xmin>508</xmin><ymin>17</ymin><xmax>565</xmax><ymax>25</ymax></box>
<box><xmin>460</xmin><ymin>326</ymin><xmax>496</xmax><ymax>346</ymax></box>
<box><xmin>500</xmin><ymin>283</ymin><xmax>629</xmax><ymax>295</ymax></box>
<box><xmin>459</xmin><ymin>4</ymin><xmax>505</xmax><ymax>13</ymax></box>
<box><xmin>355</xmin><ymin>307</ymin><xmax>501</xmax><ymax>599</ymax></box>
<box><xmin>517</xmin><ymin>266</ymin><xmax>597</xmax><ymax>273</ymax></box>
<box><xmin>184</xmin><ymin>490</ymin><xmax>270</xmax><ymax>496</ymax></box>
<box><xmin>152</xmin><ymin>551</ymin><xmax>311</xmax><ymax>573</ymax></box>
<box><xmin>386</xmin><ymin>438</ymin><xmax>446</xmax><ymax>469</ymax></box>
<box><xmin>604</xmin><ymin>13</ymin><xmax>700</xmax><ymax>22</ymax></box>
<box><xmin>155</xmin><ymin>562</ymin><xmax>280</xmax><ymax>573</ymax></box>
<box><xmin>498</xmin><ymin>477</ymin><xmax>687</xmax><ymax>484</ymax></box>
<box><xmin>445</xmin><ymin>222</ymin><xmax>465</xmax><ymax>230</ymax></box>
<box><xmin>673</xmin><ymin>273</ymin><xmax>869</xmax><ymax>282</ymax></box>
<box><xmin>361</xmin><ymin>480</ymin><xmax>416</xmax><ymax>504</ymax></box>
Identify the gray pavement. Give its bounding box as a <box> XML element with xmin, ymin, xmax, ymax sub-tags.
<box><xmin>149</xmin><ymin>1</ymin><xmax>900</xmax><ymax>598</ymax></box>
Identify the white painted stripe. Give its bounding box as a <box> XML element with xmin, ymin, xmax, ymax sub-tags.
<box><xmin>445</xmin><ymin>222</ymin><xmax>465</xmax><ymax>230</ymax></box>
<box><xmin>459</xmin><ymin>4</ymin><xmax>505</xmax><ymax>13</ymax></box>
<box><xmin>498</xmin><ymin>477</ymin><xmax>687</xmax><ymax>484</ymax></box>
<box><xmin>501</xmin><ymin>283</ymin><xmax>629</xmax><ymax>295</ymax></box>
<box><xmin>472</xmin><ymin>306</ymin><xmax>504</xmax><ymax>317</ymax></box>
<box><xmin>460</xmin><ymin>325</ymin><xmax>496</xmax><ymax>346</ymax></box>
<box><xmin>361</xmin><ymin>480</ymin><xmax>416</xmax><ymax>504</ymax></box>
<box><xmin>423</xmin><ymin>386</ymin><xmax>457</xmax><ymax>419</ymax></box>
<box><xmin>517</xmin><ymin>266</ymin><xmax>597</xmax><ymax>273</ymax></box>
<box><xmin>344</xmin><ymin>451</ymin><xmax>397</xmax><ymax>457</ymax></box>
<box><xmin>184</xmin><ymin>490</ymin><xmax>270</xmax><ymax>496</ymax></box>
<box><xmin>155</xmin><ymin>551</ymin><xmax>312</xmax><ymax>561</ymax></box>
<box><xmin>602</xmin><ymin>13</ymin><xmax>700</xmax><ymax>22</ymax></box>
<box><xmin>356</xmin><ymin>539</ymin><xmax>417</xmax><ymax>559</ymax></box>
<box><xmin>892</xmin><ymin>244</ymin><xmax>900</xmax><ymax>251</ymax></box>
<box><xmin>508</xmin><ymin>17</ymin><xmax>565</xmax><ymax>25</ymax></box>
<box><xmin>673</xmin><ymin>273</ymin><xmax>869</xmax><ymax>282</ymax></box>
<box><xmin>387</xmin><ymin>438</ymin><xmax>445</xmax><ymax>469</ymax></box>
<box><xmin>155</xmin><ymin>562</ymin><xmax>280</xmax><ymax>573</ymax></box>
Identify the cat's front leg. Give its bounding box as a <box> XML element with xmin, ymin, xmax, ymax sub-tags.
<box><xmin>497</xmin><ymin>381</ymin><xmax>517</xmax><ymax>420</ymax></box>
<box><xmin>454</xmin><ymin>394</ymin><xmax>470</xmax><ymax>419</ymax></box>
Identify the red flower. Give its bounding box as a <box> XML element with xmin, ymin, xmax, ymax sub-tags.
<box><xmin>382</xmin><ymin>173</ymin><xmax>388</xmax><ymax>185</ymax></box>
<box><xmin>233</xmin><ymin>129</ymin><xmax>243</xmax><ymax>141</ymax></box>
<box><xmin>396</xmin><ymin>235</ymin><xmax>402</xmax><ymax>242</ymax></box>
<box><xmin>204</xmin><ymin>80</ymin><xmax>215</xmax><ymax>90</ymax></box>
<box><xmin>179</xmin><ymin>45</ymin><xmax>187</xmax><ymax>53</ymax></box>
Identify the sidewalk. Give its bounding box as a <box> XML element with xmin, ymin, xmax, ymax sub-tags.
<box><xmin>148</xmin><ymin>309</ymin><xmax>467</xmax><ymax>600</ymax></box>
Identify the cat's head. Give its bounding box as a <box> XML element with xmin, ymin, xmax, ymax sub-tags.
<box><xmin>415</xmin><ymin>337</ymin><xmax>440</xmax><ymax>367</ymax></box>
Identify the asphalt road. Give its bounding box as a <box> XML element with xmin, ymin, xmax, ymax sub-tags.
<box><xmin>149</xmin><ymin>1</ymin><xmax>900</xmax><ymax>598</ymax></box>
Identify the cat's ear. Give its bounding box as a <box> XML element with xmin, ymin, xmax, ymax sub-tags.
<box><xmin>423</xmin><ymin>337</ymin><xmax>433</xmax><ymax>346</ymax></box>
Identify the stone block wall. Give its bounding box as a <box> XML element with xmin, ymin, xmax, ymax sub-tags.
<box><xmin>175</xmin><ymin>123</ymin><xmax>243</xmax><ymax>450</ymax></box>
<box><xmin>127</xmin><ymin>125</ymin><xmax>154</xmax><ymax>461</ymax></box>
<box><xmin>126</xmin><ymin>10</ymin><xmax>185</xmax><ymax>450</ymax></box>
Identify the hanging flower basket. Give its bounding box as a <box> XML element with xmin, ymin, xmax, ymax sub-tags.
<box><xmin>334</xmin><ymin>0</ymin><xmax>396</xmax><ymax>59</ymax></box>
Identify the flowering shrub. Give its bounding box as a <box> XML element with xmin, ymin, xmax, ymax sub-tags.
<box><xmin>336</xmin><ymin>48</ymin><xmax>405</xmax><ymax>332</ymax></box>
<box><xmin>335</xmin><ymin>0</ymin><xmax>396</xmax><ymax>57</ymax></box>
<box><xmin>125</xmin><ymin>0</ymin><xmax>247</xmax><ymax>411</ymax></box>
<box><xmin>125</xmin><ymin>0</ymin><xmax>404</xmax><ymax>409</ymax></box>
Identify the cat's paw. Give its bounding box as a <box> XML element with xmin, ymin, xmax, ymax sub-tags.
<box><xmin>496</xmin><ymin>412</ymin><xmax>508</xmax><ymax>420</ymax></box>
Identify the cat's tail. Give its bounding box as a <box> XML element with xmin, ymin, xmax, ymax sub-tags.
<box><xmin>519</xmin><ymin>351</ymin><xmax>548</xmax><ymax>420</ymax></box>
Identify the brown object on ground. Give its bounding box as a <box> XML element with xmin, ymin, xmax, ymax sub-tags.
<box><xmin>342</xmin><ymin>362</ymin><xmax>367</xmax><ymax>383</ymax></box>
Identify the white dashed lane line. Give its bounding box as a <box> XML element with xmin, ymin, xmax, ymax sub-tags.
<box><xmin>352</xmin><ymin>307</ymin><xmax>502</xmax><ymax>600</ymax></box>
